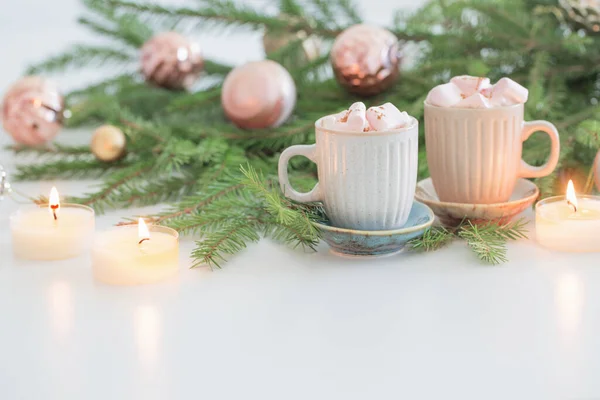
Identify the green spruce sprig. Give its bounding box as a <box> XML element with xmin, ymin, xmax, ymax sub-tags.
<box><xmin>410</xmin><ymin>219</ymin><xmax>529</xmax><ymax>265</ymax></box>
<box><xmin>183</xmin><ymin>165</ymin><xmax>322</xmax><ymax>268</ymax></box>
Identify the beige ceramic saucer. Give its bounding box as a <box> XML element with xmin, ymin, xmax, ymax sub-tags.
<box><xmin>415</xmin><ymin>178</ymin><xmax>539</xmax><ymax>226</ymax></box>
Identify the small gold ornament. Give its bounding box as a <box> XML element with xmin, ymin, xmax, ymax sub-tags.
<box><xmin>330</xmin><ymin>24</ymin><xmax>401</xmax><ymax>96</ymax></box>
<box><xmin>91</xmin><ymin>125</ymin><xmax>126</xmax><ymax>162</ymax></box>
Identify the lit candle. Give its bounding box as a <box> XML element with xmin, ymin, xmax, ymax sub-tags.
<box><xmin>91</xmin><ymin>219</ymin><xmax>179</xmax><ymax>285</ymax></box>
<box><xmin>9</xmin><ymin>187</ymin><xmax>95</xmax><ymax>260</ymax></box>
<box><xmin>536</xmin><ymin>180</ymin><xmax>600</xmax><ymax>252</ymax></box>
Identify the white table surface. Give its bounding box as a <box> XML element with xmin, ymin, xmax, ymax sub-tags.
<box><xmin>2</xmin><ymin>1</ymin><xmax>600</xmax><ymax>399</ymax></box>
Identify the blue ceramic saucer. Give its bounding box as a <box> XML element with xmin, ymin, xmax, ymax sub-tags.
<box><xmin>313</xmin><ymin>201</ymin><xmax>435</xmax><ymax>258</ymax></box>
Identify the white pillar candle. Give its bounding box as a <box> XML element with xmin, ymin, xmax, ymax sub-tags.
<box><xmin>536</xmin><ymin>180</ymin><xmax>600</xmax><ymax>252</ymax></box>
<box><xmin>10</xmin><ymin>187</ymin><xmax>95</xmax><ymax>260</ymax></box>
<box><xmin>92</xmin><ymin>219</ymin><xmax>179</xmax><ymax>285</ymax></box>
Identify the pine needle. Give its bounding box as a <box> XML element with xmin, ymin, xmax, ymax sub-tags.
<box><xmin>409</xmin><ymin>226</ymin><xmax>454</xmax><ymax>251</ymax></box>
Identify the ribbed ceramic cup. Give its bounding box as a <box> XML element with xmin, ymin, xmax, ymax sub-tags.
<box><xmin>424</xmin><ymin>102</ymin><xmax>560</xmax><ymax>204</ymax></box>
<box><xmin>278</xmin><ymin>117</ymin><xmax>418</xmax><ymax>230</ymax></box>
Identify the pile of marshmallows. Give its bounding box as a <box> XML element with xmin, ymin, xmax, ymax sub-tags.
<box><xmin>321</xmin><ymin>102</ymin><xmax>412</xmax><ymax>132</ymax></box>
<box><xmin>319</xmin><ymin>76</ymin><xmax>529</xmax><ymax>132</ymax></box>
<box><xmin>425</xmin><ymin>75</ymin><xmax>528</xmax><ymax>108</ymax></box>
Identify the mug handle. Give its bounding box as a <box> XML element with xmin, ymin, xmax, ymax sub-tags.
<box><xmin>278</xmin><ymin>144</ymin><xmax>322</xmax><ymax>203</ymax></box>
<box><xmin>519</xmin><ymin>120</ymin><xmax>560</xmax><ymax>178</ymax></box>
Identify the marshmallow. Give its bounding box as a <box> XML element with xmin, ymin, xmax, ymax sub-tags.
<box><xmin>453</xmin><ymin>92</ymin><xmax>491</xmax><ymax>108</ymax></box>
<box><xmin>484</xmin><ymin>78</ymin><xmax>528</xmax><ymax>107</ymax></box>
<box><xmin>425</xmin><ymin>82</ymin><xmax>463</xmax><ymax>108</ymax></box>
<box><xmin>366</xmin><ymin>102</ymin><xmax>411</xmax><ymax>130</ymax></box>
<box><xmin>450</xmin><ymin>75</ymin><xmax>491</xmax><ymax>96</ymax></box>
<box><xmin>322</xmin><ymin>102</ymin><xmax>368</xmax><ymax>131</ymax></box>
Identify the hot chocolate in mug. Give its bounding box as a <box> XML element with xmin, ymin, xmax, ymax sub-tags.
<box><xmin>278</xmin><ymin>117</ymin><xmax>419</xmax><ymax>230</ymax></box>
<box><xmin>424</xmin><ymin>102</ymin><xmax>560</xmax><ymax>204</ymax></box>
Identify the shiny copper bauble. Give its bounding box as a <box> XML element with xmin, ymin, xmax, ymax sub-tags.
<box><xmin>2</xmin><ymin>76</ymin><xmax>65</xmax><ymax>145</ymax></box>
<box><xmin>140</xmin><ymin>32</ymin><xmax>204</xmax><ymax>89</ymax></box>
<box><xmin>330</xmin><ymin>24</ymin><xmax>400</xmax><ymax>96</ymax></box>
<box><xmin>221</xmin><ymin>60</ymin><xmax>296</xmax><ymax>129</ymax></box>
<box><xmin>91</xmin><ymin>125</ymin><xmax>127</xmax><ymax>162</ymax></box>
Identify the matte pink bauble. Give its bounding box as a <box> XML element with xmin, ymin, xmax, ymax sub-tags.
<box><xmin>140</xmin><ymin>32</ymin><xmax>204</xmax><ymax>89</ymax></box>
<box><xmin>330</xmin><ymin>24</ymin><xmax>401</xmax><ymax>96</ymax></box>
<box><xmin>221</xmin><ymin>60</ymin><xmax>296</xmax><ymax>129</ymax></box>
<box><xmin>2</xmin><ymin>76</ymin><xmax>65</xmax><ymax>145</ymax></box>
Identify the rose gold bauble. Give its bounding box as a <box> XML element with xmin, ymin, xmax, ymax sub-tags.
<box><xmin>2</xmin><ymin>76</ymin><xmax>65</xmax><ymax>145</ymax></box>
<box><xmin>91</xmin><ymin>125</ymin><xmax>127</xmax><ymax>162</ymax></box>
<box><xmin>221</xmin><ymin>60</ymin><xmax>296</xmax><ymax>129</ymax></box>
<box><xmin>330</xmin><ymin>24</ymin><xmax>401</xmax><ymax>96</ymax></box>
<box><xmin>140</xmin><ymin>32</ymin><xmax>204</xmax><ymax>89</ymax></box>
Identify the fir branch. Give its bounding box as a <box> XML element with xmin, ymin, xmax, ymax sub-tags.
<box><xmin>457</xmin><ymin>219</ymin><xmax>528</xmax><ymax>265</ymax></box>
<box><xmin>106</xmin><ymin>0</ymin><xmax>342</xmax><ymax>37</ymax></box>
<box><xmin>150</xmin><ymin>180</ymin><xmax>245</xmax><ymax>225</ymax></box>
<box><xmin>192</xmin><ymin>218</ymin><xmax>261</xmax><ymax>268</ymax></box>
<box><xmin>14</xmin><ymin>159</ymin><xmax>115</xmax><ymax>181</ymax></box>
<box><xmin>27</xmin><ymin>45</ymin><xmax>134</xmax><ymax>74</ymax></box>
<box><xmin>409</xmin><ymin>226</ymin><xmax>454</xmax><ymax>252</ymax></box>
<box><xmin>112</xmin><ymin>173</ymin><xmax>200</xmax><ymax>208</ymax></box>
<box><xmin>6</xmin><ymin>144</ymin><xmax>91</xmax><ymax>157</ymax></box>
<box><xmin>458</xmin><ymin>222</ymin><xmax>510</xmax><ymax>265</ymax></box>
<box><xmin>410</xmin><ymin>219</ymin><xmax>528</xmax><ymax>265</ymax></box>
<box><xmin>164</xmin><ymin>202</ymin><xmax>263</xmax><ymax>235</ymax></box>
<box><xmin>240</xmin><ymin>164</ymin><xmax>321</xmax><ymax>242</ymax></box>
<box><xmin>71</xmin><ymin>163</ymin><xmax>153</xmax><ymax>212</ymax></box>
<box><xmin>575</xmin><ymin>120</ymin><xmax>600</xmax><ymax>149</ymax></box>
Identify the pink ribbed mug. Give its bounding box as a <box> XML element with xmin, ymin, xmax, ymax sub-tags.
<box><xmin>424</xmin><ymin>102</ymin><xmax>560</xmax><ymax>204</ymax></box>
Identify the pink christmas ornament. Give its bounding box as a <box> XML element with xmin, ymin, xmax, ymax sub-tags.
<box><xmin>221</xmin><ymin>60</ymin><xmax>296</xmax><ymax>129</ymax></box>
<box><xmin>2</xmin><ymin>76</ymin><xmax>65</xmax><ymax>145</ymax></box>
<box><xmin>366</xmin><ymin>102</ymin><xmax>411</xmax><ymax>131</ymax></box>
<box><xmin>330</xmin><ymin>24</ymin><xmax>401</xmax><ymax>96</ymax></box>
<box><xmin>140</xmin><ymin>32</ymin><xmax>204</xmax><ymax>89</ymax></box>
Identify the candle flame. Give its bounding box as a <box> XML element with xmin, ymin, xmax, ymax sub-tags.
<box><xmin>566</xmin><ymin>180</ymin><xmax>578</xmax><ymax>212</ymax></box>
<box><xmin>138</xmin><ymin>218</ymin><xmax>150</xmax><ymax>244</ymax></box>
<box><xmin>49</xmin><ymin>186</ymin><xmax>60</xmax><ymax>220</ymax></box>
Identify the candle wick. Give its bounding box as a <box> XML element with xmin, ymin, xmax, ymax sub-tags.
<box><xmin>50</xmin><ymin>204</ymin><xmax>59</xmax><ymax>220</ymax></box>
<box><xmin>567</xmin><ymin>200</ymin><xmax>577</xmax><ymax>213</ymax></box>
<box><xmin>138</xmin><ymin>238</ymin><xmax>150</xmax><ymax>245</ymax></box>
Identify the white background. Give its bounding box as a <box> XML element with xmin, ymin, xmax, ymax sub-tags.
<box><xmin>2</xmin><ymin>1</ymin><xmax>600</xmax><ymax>399</ymax></box>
